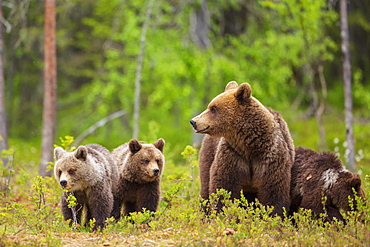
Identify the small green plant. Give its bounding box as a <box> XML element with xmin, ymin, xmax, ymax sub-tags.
<box><xmin>125</xmin><ymin>209</ymin><xmax>157</xmax><ymax>228</ymax></box>
<box><xmin>56</xmin><ymin>136</ymin><xmax>76</xmax><ymax>152</ymax></box>
<box><xmin>180</xmin><ymin>145</ymin><xmax>198</xmax><ymax>197</ymax></box>
<box><xmin>0</xmin><ymin>148</ymin><xmax>15</xmax><ymax>197</ymax></box>
<box><xmin>88</xmin><ymin>218</ymin><xmax>96</xmax><ymax>232</ymax></box>
<box><xmin>64</xmin><ymin>190</ymin><xmax>81</xmax><ymax>231</ymax></box>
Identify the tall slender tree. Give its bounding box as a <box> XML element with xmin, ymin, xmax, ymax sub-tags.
<box><xmin>39</xmin><ymin>0</ymin><xmax>57</xmax><ymax>176</ymax></box>
<box><xmin>340</xmin><ymin>0</ymin><xmax>355</xmax><ymax>172</ymax></box>
<box><xmin>133</xmin><ymin>0</ymin><xmax>155</xmax><ymax>139</ymax></box>
<box><xmin>0</xmin><ymin>0</ymin><xmax>8</xmax><ymax>167</ymax></box>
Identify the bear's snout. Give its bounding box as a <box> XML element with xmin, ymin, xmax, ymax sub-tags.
<box><xmin>60</xmin><ymin>180</ymin><xmax>68</xmax><ymax>188</ymax></box>
<box><xmin>153</xmin><ymin>168</ymin><xmax>160</xmax><ymax>176</ymax></box>
<box><xmin>190</xmin><ymin>119</ymin><xmax>197</xmax><ymax>128</ymax></box>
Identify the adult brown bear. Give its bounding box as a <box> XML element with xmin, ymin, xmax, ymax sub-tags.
<box><xmin>190</xmin><ymin>81</ymin><xmax>295</xmax><ymax>217</ymax></box>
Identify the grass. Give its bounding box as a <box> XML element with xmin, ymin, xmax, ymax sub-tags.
<box><xmin>1</xmin><ymin>177</ymin><xmax>369</xmax><ymax>246</ymax></box>
<box><xmin>1</xmin><ymin>147</ymin><xmax>369</xmax><ymax>247</ymax></box>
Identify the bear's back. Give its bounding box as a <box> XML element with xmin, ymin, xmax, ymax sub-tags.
<box><xmin>294</xmin><ymin>147</ymin><xmax>343</xmax><ymax>174</ymax></box>
<box><xmin>291</xmin><ymin>147</ymin><xmax>346</xmax><ymax>199</ymax></box>
<box><xmin>266</xmin><ymin>107</ymin><xmax>295</xmax><ymax>163</ymax></box>
<box><xmin>86</xmin><ymin>144</ymin><xmax>119</xmax><ymax>189</ymax></box>
<box><xmin>112</xmin><ymin>143</ymin><xmax>130</xmax><ymax>168</ymax></box>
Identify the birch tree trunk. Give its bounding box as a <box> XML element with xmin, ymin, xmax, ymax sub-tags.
<box><xmin>190</xmin><ymin>0</ymin><xmax>211</xmax><ymax>50</ymax></box>
<box><xmin>340</xmin><ymin>0</ymin><xmax>355</xmax><ymax>172</ymax></box>
<box><xmin>0</xmin><ymin>0</ymin><xmax>8</xmax><ymax>167</ymax></box>
<box><xmin>133</xmin><ymin>0</ymin><xmax>155</xmax><ymax>139</ymax></box>
<box><xmin>39</xmin><ymin>0</ymin><xmax>57</xmax><ymax>176</ymax></box>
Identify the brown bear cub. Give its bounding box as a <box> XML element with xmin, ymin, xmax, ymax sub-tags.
<box><xmin>290</xmin><ymin>147</ymin><xmax>365</xmax><ymax>223</ymax></box>
<box><xmin>111</xmin><ymin>138</ymin><xmax>165</xmax><ymax>220</ymax></box>
<box><xmin>54</xmin><ymin>144</ymin><xmax>119</xmax><ymax>231</ymax></box>
<box><xmin>190</xmin><ymin>81</ymin><xmax>295</xmax><ymax>217</ymax></box>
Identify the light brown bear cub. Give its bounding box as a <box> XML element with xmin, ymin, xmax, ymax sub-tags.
<box><xmin>54</xmin><ymin>144</ymin><xmax>119</xmax><ymax>231</ymax></box>
<box><xmin>190</xmin><ymin>81</ymin><xmax>295</xmax><ymax>217</ymax></box>
<box><xmin>290</xmin><ymin>147</ymin><xmax>365</xmax><ymax>223</ymax></box>
<box><xmin>111</xmin><ymin>138</ymin><xmax>165</xmax><ymax>220</ymax></box>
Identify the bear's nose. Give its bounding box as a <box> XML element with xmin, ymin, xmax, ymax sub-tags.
<box><xmin>153</xmin><ymin>169</ymin><xmax>160</xmax><ymax>176</ymax></box>
<box><xmin>190</xmin><ymin>119</ymin><xmax>196</xmax><ymax>128</ymax></box>
<box><xmin>60</xmin><ymin>180</ymin><xmax>68</xmax><ymax>188</ymax></box>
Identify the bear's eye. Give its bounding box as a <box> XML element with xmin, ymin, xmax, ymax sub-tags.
<box><xmin>58</xmin><ymin>170</ymin><xmax>62</xmax><ymax>176</ymax></box>
<box><xmin>68</xmin><ymin>169</ymin><xmax>75</xmax><ymax>175</ymax></box>
<box><xmin>144</xmin><ymin>160</ymin><xmax>150</xmax><ymax>164</ymax></box>
<box><xmin>156</xmin><ymin>159</ymin><xmax>161</xmax><ymax>164</ymax></box>
<box><xmin>210</xmin><ymin>106</ymin><xmax>217</xmax><ymax>113</ymax></box>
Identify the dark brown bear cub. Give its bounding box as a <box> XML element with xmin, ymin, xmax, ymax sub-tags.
<box><xmin>54</xmin><ymin>144</ymin><xmax>119</xmax><ymax>231</ymax></box>
<box><xmin>111</xmin><ymin>138</ymin><xmax>165</xmax><ymax>220</ymax></box>
<box><xmin>290</xmin><ymin>147</ymin><xmax>365</xmax><ymax>223</ymax></box>
<box><xmin>190</xmin><ymin>81</ymin><xmax>295</xmax><ymax>217</ymax></box>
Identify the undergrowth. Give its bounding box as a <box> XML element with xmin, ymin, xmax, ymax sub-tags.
<box><xmin>0</xmin><ymin>143</ymin><xmax>369</xmax><ymax>246</ymax></box>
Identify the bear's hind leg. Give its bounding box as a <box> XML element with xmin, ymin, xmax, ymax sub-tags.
<box><xmin>123</xmin><ymin>201</ymin><xmax>137</xmax><ymax>216</ymax></box>
<box><xmin>111</xmin><ymin>195</ymin><xmax>123</xmax><ymax>220</ymax></box>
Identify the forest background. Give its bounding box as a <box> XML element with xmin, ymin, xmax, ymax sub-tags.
<box><xmin>1</xmin><ymin>0</ymin><xmax>370</xmax><ymax>177</ymax></box>
<box><xmin>1</xmin><ymin>0</ymin><xmax>370</xmax><ymax>245</ymax></box>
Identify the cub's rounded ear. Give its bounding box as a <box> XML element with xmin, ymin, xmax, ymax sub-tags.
<box><xmin>54</xmin><ymin>147</ymin><xmax>66</xmax><ymax>161</ymax></box>
<box><xmin>351</xmin><ymin>174</ymin><xmax>362</xmax><ymax>191</ymax></box>
<box><xmin>75</xmin><ymin>146</ymin><xmax>88</xmax><ymax>161</ymax></box>
<box><xmin>225</xmin><ymin>81</ymin><xmax>238</xmax><ymax>91</ymax></box>
<box><xmin>129</xmin><ymin>139</ymin><xmax>142</xmax><ymax>154</ymax></box>
<box><xmin>153</xmin><ymin>138</ymin><xmax>165</xmax><ymax>153</ymax></box>
<box><xmin>235</xmin><ymin>82</ymin><xmax>252</xmax><ymax>105</ymax></box>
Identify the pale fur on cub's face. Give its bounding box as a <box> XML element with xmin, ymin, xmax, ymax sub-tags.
<box><xmin>54</xmin><ymin>146</ymin><xmax>103</xmax><ymax>191</ymax></box>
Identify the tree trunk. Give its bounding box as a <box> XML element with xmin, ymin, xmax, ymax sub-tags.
<box><xmin>340</xmin><ymin>0</ymin><xmax>355</xmax><ymax>172</ymax></box>
<box><xmin>316</xmin><ymin>64</ymin><xmax>327</xmax><ymax>151</ymax></box>
<box><xmin>190</xmin><ymin>0</ymin><xmax>211</xmax><ymax>50</ymax></box>
<box><xmin>39</xmin><ymin>0</ymin><xmax>57</xmax><ymax>176</ymax></box>
<box><xmin>133</xmin><ymin>0</ymin><xmax>155</xmax><ymax>139</ymax></box>
<box><xmin>0</xmin><ymin>0</ymin><xmax>9</xmax><ymax>167</ymax></box>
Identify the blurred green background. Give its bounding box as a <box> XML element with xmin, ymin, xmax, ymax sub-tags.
<box><xmin>2</xmin><ymin>0</ymin><xmax>370</xmax><ymax>176</ymax></box>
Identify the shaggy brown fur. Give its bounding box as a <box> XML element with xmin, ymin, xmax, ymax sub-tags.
<box><xmin>290</xmin><ymin>147</ymin><xmax>365</xmax><ymax>223</ymax></box>
<box><xmin>198</xmin><ymin>135</ymin><xmax>220</xmax><ymax>200</ymax></box>
<box><xmin>191</xmin><ymin>81</ymin><xmax>295</xmax><ymax>217</ymax></box>
<box><xmin>111</xmin><ymin>138</ymin><xmax>165</xmax><ymax>220</ymax></box>
<box><xmin>54</xmin><ymin>144</ymin><xmax>119</xmax><ymax>231</ymax></box>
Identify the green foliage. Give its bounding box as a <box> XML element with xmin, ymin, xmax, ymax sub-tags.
<box><xmin>4</xmin><ymin>0</ymin><xmax>370</xmax><ymax>161</ymax></box>
<box><xmin>49</xmin><ymin>0</ymin><xmax>341</xmax><ymax>154</ymax></box>
<box><xmin>65</xmin><ymin>191</ymin><xmax>77</xmax><ymax>208</ymax></box>
<box><xmin>55</xmin><ymin>136</ymin><xmax>76</xmax><ymax>152</ymax></box>
<box><xmin>1</xmin><ymin>151</ymin><xmax>370</xmax><ymax>245</ymax></box>
<box><xmin>2</xmin><ymin>0</ymin><xmax>370</xmax><ymax>244</ymax></box>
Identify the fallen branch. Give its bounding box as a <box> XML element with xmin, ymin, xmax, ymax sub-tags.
<box><xmin>73</xmin><ymin>110</ymin><xmax>126</xmax><ymax>146</ymax></box>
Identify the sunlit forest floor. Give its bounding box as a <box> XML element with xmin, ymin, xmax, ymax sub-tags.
<box><xmin>1</xmin><ymin>112</ymin><xmax>370</xmax><ymax>246</ymax></box>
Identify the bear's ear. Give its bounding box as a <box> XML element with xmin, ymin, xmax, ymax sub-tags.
<box><xmin>54</xmin><ymin>147</ymin><xmax>66</xmax><ymax>161</ymax></box>
<box><xmin>129</xmin><ymin>139</ymin><xmax>142</xmax><ymax>154</ymax></box>
<box><xmin>225</xmin><ymin>81</ymin><xmax>238</xmax><ymax>91</ymax></box>
<box><xmin>75</xmin><ymin>146</ymin><xmax>88</xmax><ymax>161</ymax></box>
<box><xmin>153</xmin><ymin>138</ymin><xmax>165</xmax><ymax>153</ymax></box>
<box><xmin>350</xmin><ymin>174</ymin><xmax>362</xmax><ymax>191</ymax></box>
<box><xmin>235</xmin><ymin>82</ymin><xmax>252</xmax><ymax>105</ymax></box>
